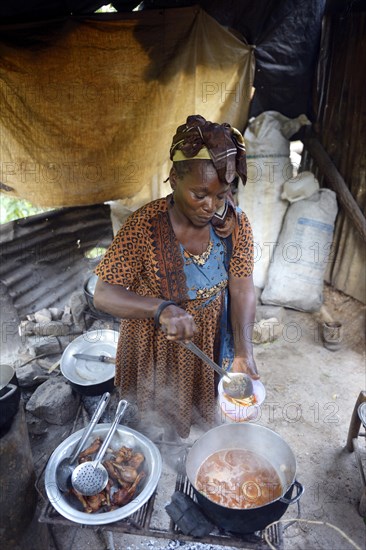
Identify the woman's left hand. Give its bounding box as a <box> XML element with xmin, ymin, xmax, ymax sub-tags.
<box><xmin>231</xmin><ymin>356</ymin><xmax>260</xmax><ymax>380</ymax></box>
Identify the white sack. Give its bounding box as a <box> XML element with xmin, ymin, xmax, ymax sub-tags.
<box><xmin>238</xmin><ymin>111</ymin><xmax>311</xmax><ymax>289</ymax></box>
<box><xmin>261</xmin><ymin>189</ymin><xmax>338</xmax><ymax>312</ymax></box>
<box><xmin>281</xmin><ymin>171</ymin><xmax>320</xmax><ymax>203</ymax></box>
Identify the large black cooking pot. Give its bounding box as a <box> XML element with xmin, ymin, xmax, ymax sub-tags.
<box><xmin>0</xmin><ymin>364</ymin><xmax>21</xmax><ymax>435</ymax></box>
<box><xmin>185</xmin><ymin>423</ymin><xmax>304</xmax><ymax>535</ymax></box>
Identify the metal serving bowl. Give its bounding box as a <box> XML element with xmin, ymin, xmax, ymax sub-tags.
<box><xmin>45</xmin><ymin>424</ymin><xmax>162</xmax><ymax>525</ymax></box>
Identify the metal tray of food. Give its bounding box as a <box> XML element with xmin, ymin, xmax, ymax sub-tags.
<box><xmin>44</xmin><ymin>424</ymin><xmax>162</xmax><ymax>525</ymax></box>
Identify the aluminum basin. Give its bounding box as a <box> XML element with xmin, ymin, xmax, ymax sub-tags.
<box><xmin>45</xmin><ymin>424</ymin><xmax>162</xmax><ymax>525</ymax></box>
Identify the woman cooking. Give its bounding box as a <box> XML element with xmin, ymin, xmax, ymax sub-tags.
<box><xmin>93</xmin><ymin>114</ymin><xmax>259</xmax><ymax>439</ymax></box>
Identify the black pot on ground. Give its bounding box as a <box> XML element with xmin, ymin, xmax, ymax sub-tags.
<box><xmin>83</xmin><ymin>274</ymin><xmax>115</xmax><ymax>321</ymax></box>
<box><xmin>83</xmin><ymin>274</ymin><xmax>99</xmax><ymax>315</ymax></box>
<box><xmin>69</xmin><ymin>376</ymin><xmax>115</xmax><ymax>397</ymax></box>
<box><xmin>185</xmin><ymin>423</ymin><xmax>304</xmax><ymax>535</ymax></box>
<box><xmin>0</xmin><ymin>364</ymin><xmax>21</xmax><ymax>436</ymax></box>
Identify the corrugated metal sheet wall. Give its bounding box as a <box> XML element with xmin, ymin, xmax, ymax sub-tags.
<box><xmin>0</xmin><ymin>204</ymin><xmax>113</xmax><ymax>318</ymax></box>
<box><xmin>303</xmin><ymin>8</ymin><xmax>366</xmax><ymax>304</ymax></box>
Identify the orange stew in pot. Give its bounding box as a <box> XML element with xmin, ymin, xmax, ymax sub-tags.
<box><xmin>196</xmin><ymin>449</ymin><xmax>282</xmax><ymax>509</ymax></box>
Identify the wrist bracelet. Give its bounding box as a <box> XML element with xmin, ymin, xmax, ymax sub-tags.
<box><xmin>154</xmin><ymin>300</ymin><xmax>177</xmax><ymax>327</ymax></box>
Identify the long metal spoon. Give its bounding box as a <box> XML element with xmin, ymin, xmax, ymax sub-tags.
<box><xmin>56</xmin><ymin>392</ymin><xmax>111</xmax><ymax>492</ymax></box>
<box><xmin>71</xmin><ymin>399</ymin><xmax>128</xmax><ymax>496</ymax></box>
<box><xmin>179</xmin><ymin>340</ymin><xmax>254</xmax><ymax>399</ymax></box>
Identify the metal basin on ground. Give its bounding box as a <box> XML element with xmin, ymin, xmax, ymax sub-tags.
<box><xmin>45</xmin><ymin>424</ymin><xmax>162</xmax><ymax>525</ymax></box>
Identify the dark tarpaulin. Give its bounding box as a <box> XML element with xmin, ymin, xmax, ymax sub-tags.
<box><xmin>0</xmin><ymin>1</ymin><xmax>110</xmax><ymax>20</ymax></box>
<box><xmin>246</xmin><ymin>0</ymin><xmax>326</xmax><ymax>119</ymax></box>
<box><xmin>142</xmin><ymin>0</ymin><xmax>327</xmax><ymax>119</ymax></box>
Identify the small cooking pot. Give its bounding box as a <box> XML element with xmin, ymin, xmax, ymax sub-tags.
<box><xmin>66</xmin><ymin>377</ymin><xmax>115</xmax><ymax>397</ymax></box>
<box><xmin>84</xmin><ymin>274</ymin><xmax>115</xmax><ymax>321</ymax></box>
<box><xmin>61</xmin><ymin>330</ymin><xmax>118</xmax><ymax>396</ymax></box>
<box><xmin>84</xmin><ymin>274</ymin><xmax>98</xmax><ymax>314</ymax></box>
<box><xmin>185</xmin><ymin>423</ymin><xmax>304</xmax><ymax>535</ymax></box>
<box><xmin>0</xmin><ymin>364</ymin><xmax>21</xmax><ymax>434</ymax></box>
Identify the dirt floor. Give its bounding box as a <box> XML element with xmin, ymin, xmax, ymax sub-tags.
<box><xmin>1</xmin><ymin>283</ymin><xmax>366</xmax><ymax>550</ymax></box>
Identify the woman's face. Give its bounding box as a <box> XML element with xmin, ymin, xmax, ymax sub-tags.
<box><xmin>170</xmin><ymin>161</ymin><xmax>230</xmax><ymax>227</ymax></box>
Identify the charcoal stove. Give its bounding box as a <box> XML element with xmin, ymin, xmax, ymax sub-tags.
<box><xmin>37</xmin><ymin>438</ymin><xmax>299</xmax><ymax>549</ymax></box>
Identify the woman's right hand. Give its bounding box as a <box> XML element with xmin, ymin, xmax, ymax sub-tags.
<box><xmin>158</xmin><ymin>304</ymin><xmax>197</xmax><ymax>341</ymax></box>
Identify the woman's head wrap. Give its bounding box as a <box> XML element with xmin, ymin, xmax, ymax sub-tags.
<box><xmin>170</xmin><ymin>114</ymin><xmax>247</xmax><ymax>185</ymax></box>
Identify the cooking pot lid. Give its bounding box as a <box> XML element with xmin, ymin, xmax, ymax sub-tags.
<box><xmin>61</xmin><ymin>330</ymin><xmax>118</xmax><ymax>386</ymax></box>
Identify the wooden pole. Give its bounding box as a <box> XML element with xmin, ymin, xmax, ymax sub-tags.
<box><xmin>302</xmin><ymin>134</ymin><xmax>366</xmax><ymax>242</ymax></box>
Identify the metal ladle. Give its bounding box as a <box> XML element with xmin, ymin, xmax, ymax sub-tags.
<box><xmin>71</xmin><ymin>399</ymin><xmax>128</xmax><ymax>496</ymax></box>
<box><xmin>56</xmin><ymin>392</ymin><xmax>111</xmax><ymax>492</ymax></box>
<box><xmin>179</xmin><ymin>340</ymin><xmax>254</xmax><ymax>399</ymax></box>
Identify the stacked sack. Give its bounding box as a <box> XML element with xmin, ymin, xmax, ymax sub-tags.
<box><xmin>237</xmin><ymin>111</ymin><xmax>311</xmax><ymax>289</ymax></box>
<box><xmin>261</xmin><ymin>173</ymin><xmax>338</xmax><ymax>312</ymax></box>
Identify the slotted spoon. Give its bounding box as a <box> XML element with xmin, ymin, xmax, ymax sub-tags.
<box><xmin>56</xmin><ymin>392</ymin><xmax>110</xmax><ymax>492</ymax></box>
<box><xmin>71</xmin><ymin>399</ymin><xmax>128</xmax><ymax>496</ymax></box>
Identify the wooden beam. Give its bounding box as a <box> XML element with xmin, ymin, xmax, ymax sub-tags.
<box><xmin>303</xmin><ymin>134</ymin><xmax>366</xmax><ymax>242</ymax></box>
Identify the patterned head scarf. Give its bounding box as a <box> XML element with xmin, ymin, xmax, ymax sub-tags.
<box><xmin>170</xmin><ymin>114</ymin><xmax>247</xmax><ymax>185</ymax></box>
